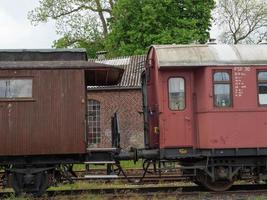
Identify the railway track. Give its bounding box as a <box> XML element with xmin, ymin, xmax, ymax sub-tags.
<box><xmin>9</xmin><ymin>167</ymin><xmax>261</xmax><ymax>198</ymax></box>
<box><xmin>73</xmin><ymin>174</ymin><xmax>188</xmax><ymax>184</ymax></box>
<box><xmin>0</xmin><ymin>167</ymin><xmax>266</xmax><ymax>198</ymax></box>
<box><xmin>1</xmin><ymin>184</ymin><xmax>267</xmax><ymax>199</ymax></box>
<box><xmin>0</xmin><ymin>168</ymin><xmax>184</xmax><ymax>188</ymax></box>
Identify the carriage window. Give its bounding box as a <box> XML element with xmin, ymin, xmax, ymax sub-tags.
<box><xmin>213</xmin><ymin>71</ymin><xmax>232</xmax><ymax>107</ymax></box>
<box><xmin>258</xmin><ymin>71</ymin><xmax>267</xmax><ymax>105</ymax></box>
<box><xmin>0</xmin><ymin>79</ymin><xmax>32</xmax><ymax>99</ymax></box>
<box><xmin>168</xmin><ymin>77</ymin><xmax>185</xmax><ymax>110</ymax></box>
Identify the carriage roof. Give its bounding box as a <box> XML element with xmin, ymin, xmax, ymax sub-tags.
<box><xmin>150</xmin><ymin>44</ymin><xmax>267</xmax><ymax>68</ymax></box>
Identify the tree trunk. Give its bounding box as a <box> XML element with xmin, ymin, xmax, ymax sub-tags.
<box><xmin>95</xmin><ymin>0</ymin><xmax>108</xmax><ymax>37</ymax></box>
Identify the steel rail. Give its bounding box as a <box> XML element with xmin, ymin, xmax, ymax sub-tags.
<box><xmin>0</xmin><ymin>173</ymin><xmax>185</xmax><ymax>187</ymax></box>
<box><xmin>1</xmin><ymin>184</ymin><xmax>267</xmax><ymax>199</ymax></box>
<box><xmin>72</xmin><ymin>174</ymin><xmax>188</xmax><ymax>182</ymax></box>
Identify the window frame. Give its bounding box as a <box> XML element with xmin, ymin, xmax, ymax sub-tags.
<box><xmin>167</xmin><ymin>76</ymin><xmax>186</xmax><ymax>111</ymax></box>
<box><xmin>257</xmin><ymin>70</ymin><xmax>267</xmax><ymax>106</ymax></box>
<box><xmin>0</xmin><ymin>77</ymin><xmax>34</xmax><ymax>102</ymax></box>
<box><xmin>87</xmin><ymin>99</ymin><xmax>101</xmax><ymax>144</ymax></box>
<box><xmin>212</xmin><ymin>70</ymin><xmax>233</xmax><ymax>108</ymax></box>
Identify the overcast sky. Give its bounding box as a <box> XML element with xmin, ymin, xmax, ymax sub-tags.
<box><xmin>0</xmin><ymin>0</ymin><xmax>218</xmax><ymax>49</ymax></box>
<box><xmin>0</xmin><ymin>0</ymin><xmax>58</xmax><ymax>49</ymax></box>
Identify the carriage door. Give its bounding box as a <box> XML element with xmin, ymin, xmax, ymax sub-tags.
<box><xmin>161</xmin><ymin>71</ymin><xmax>193</xmax><ymax>148</ymax></box>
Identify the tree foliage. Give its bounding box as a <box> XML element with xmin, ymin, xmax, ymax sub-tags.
<box><xmin>29</xmin><ymin>0</ymin><xmax>215</xmax><ymax>57</ymax></box>
<box><xmin>52</xmin><ymin>35</ymin><xmax>105</xmax><ymax>58</ymax></box>
<box><xmin>106</xmin><ymin>0</ymin><xmax>215</xmax><ymax>56</ymax></box>
<box><xmin>216</xmin><ymin>0</ymin><xmax>267</xmax><ymax>44</ymax></box>
<box><xmin>28</xmin><ymin>0</ymin><xmax>114</xmax><ymax>57</ymax></box>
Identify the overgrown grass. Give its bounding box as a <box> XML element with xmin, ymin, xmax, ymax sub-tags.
<box><xmin>4</xmin><ymin>193</ymin><xmax>267</xmax><ymax>200</ymax></box>
<box><xmin>48</xmin><ymin>179</ymin><xmax>194</xmax><ymax>191</ymax></box>
<box><xmin>48</xmin><ymin>180</ymin><xmax>126</xmax><ymax>191</ymax></box>
<box><xmin>120</xmin><ymin>160</ymin><xmax>142</xmax><ymax>169</ymax></box>
<box><xmin>4</xmin><ymin>181</ymin><xmax>267</xmax><ymax>200</ymax></box>
<box><xmin>250</xmin><ymin>197</ymin><xmax>267</xmax><ymax>200</ymax></box>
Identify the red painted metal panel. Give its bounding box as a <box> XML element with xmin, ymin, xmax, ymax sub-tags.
<box><xmin>146</xmin><ymin>49</ymin><xmax>160</xmax><ymax>148</ymax></box>
<box><xmin>147</xmin><ymin>62</ymin><xmax>267</xmax><ymax>149</ymax></box>
<box><xmin>198</xmin><ymin>111</ymin><xmax>267</xmax><ymax>148</ymax></box>
<box><xmin>195</xmin><ymin>66</ymin><xmax>267</xmax><ymax>149</ymax></box>
<box><xmin>159</xmin><ymin>70</ymin><xmax>194</xmax><ymax>148</ymax></box>
<box><xmin>147</xmin><ymin>45</ymin><xmax>267</xmax><ymax>151</ymax></box>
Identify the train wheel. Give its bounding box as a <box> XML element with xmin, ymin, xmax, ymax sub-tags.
<box><xmin>11</xmin><ymin>172</ymin><xmax>48</xmax><ymax>197</ymax></box>
<box><xmin>202</xmin><ymin>179</ymin><xmax>233</xmax><ymax>192</ymax></box>
<box><xmin>193</xmin><ymin>171</ymin><xmax>205</xmax><ymax>187</ymax></box>
<box><xmin>196</xmin><ymin>171</ymin><xmax>233</xmax><ymax>192</ymax></box>
<box><xmin>32</xmin><ymin>172</ymin><xmax>48</xmax><ymax>197</ymax></box>
<box><xmin>11</xmin><ymin>173</ymin><xmax>23</xmax><ymax>196</ymax></box>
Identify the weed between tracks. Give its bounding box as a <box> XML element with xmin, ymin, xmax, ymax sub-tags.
<box><xmin>0</xmin><ymin>181</ymin><xmax>190</xmax><ymax>200</ymax></box>
<box><xmin>2</xmin><ymin>181</ymin><xmax>267</xmax><ymax>199</ymax></box>
<box><xmin>47</xmin><ymin>180</ymin><xmax>193</xmax><ymax>191</ymax></box>
<box><xmin>3</xmin><ymin>193</ymin><xmax>267</xmax><ymax>200</ymax></box>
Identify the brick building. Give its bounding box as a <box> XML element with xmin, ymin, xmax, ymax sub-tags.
<box><xmin>87</xmin><ymin>55</ymin><xmax>146</xmax><ymax>149</ymax></box>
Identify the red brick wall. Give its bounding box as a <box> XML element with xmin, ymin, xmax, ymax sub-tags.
<box><xmin>87</xmin><ymin>89</ymin><xmax>144</xmax><ymax>149</ymax></box>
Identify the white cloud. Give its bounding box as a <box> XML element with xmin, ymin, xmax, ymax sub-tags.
<box><xmin>0</xmin><ymin>0</ymin><xmax>58</xmax><ymax>48</ymax></box>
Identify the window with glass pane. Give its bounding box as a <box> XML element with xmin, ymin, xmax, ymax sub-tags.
<box><xmin>0</xmin><ymin>79</ymin><xmax>32</xmax><ymax>98</ymax></box>
<box><xmin>213</xmin><ymin>71</ymin><xmax>232</xmax><ymax>107</ymax></box>
<box><xmin>87</xmin><ymin>99</ymin><xmax>101</xmax><ymax>144</ymax></box>
<box><xmin>168</xmin><ymin>77</ymin><xmax>185</xmax><ymax>110</ymax></box>
<box><xmin>258</xmin><ymin>71</ymin><xmax>267</xmax><ymax>105</ymax></box>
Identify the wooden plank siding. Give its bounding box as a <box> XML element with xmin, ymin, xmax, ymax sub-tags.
<box><xmin>0</xmin><ymin>69</ymin><xmax>86</xmax><ymax>155</ymax></box>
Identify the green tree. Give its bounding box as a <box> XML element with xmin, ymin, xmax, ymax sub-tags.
<box><xmin>106</xmin><ymin>0</ymin><xmax>215</xmax><ymax>56</ymax></box>
<box><xmin>29</xmin><ymin>0</ymin><xmax>215</xmax><ymax>57</ymax></box>
<box><xmin>28</xmin><ymin>0</ymin><xmax>114</xmax><ymax>58</ymax></box>
<box><xmin>52</xmin><ymin>35</ymin><xmax>105</xmax><ymax>58</ymax></box>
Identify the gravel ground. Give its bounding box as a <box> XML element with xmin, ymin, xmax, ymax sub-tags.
<box><xmin>2</xmin><ymin>192</ymin><xmax>267</xmax><ymax>200</ymax></box>
<box><xmin>34</xmin><ymin>193</ymin><xmax>267</xmax><ymax>200</ymax></box>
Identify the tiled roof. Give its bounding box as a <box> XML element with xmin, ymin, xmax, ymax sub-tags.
<box><xmin>88</xmin><ymin>55</ymin><xmax>146</xmax><ymax>89</ymax></box>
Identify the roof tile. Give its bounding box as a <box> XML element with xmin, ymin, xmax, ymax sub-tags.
<box><xmin>88</xmin><ymin>55</ymin><xmax>146</xmax><ymax>88</ymax></box>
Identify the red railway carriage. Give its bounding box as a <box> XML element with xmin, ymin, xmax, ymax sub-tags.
<box><xmin>140</xmin><ymin>44</ymin><xmax>267</xmax><ymax>191</ymax></box>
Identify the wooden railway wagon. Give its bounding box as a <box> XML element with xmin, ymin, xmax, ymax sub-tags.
<box><xmin>0</xmin><ymin>49</ymin><xmax>123</xmax><ymax>195</ymax></box>
<box><xmin>134</xmin><ymin>44</ymin><xmax>267</xmax><ymax>191</ymax></box>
